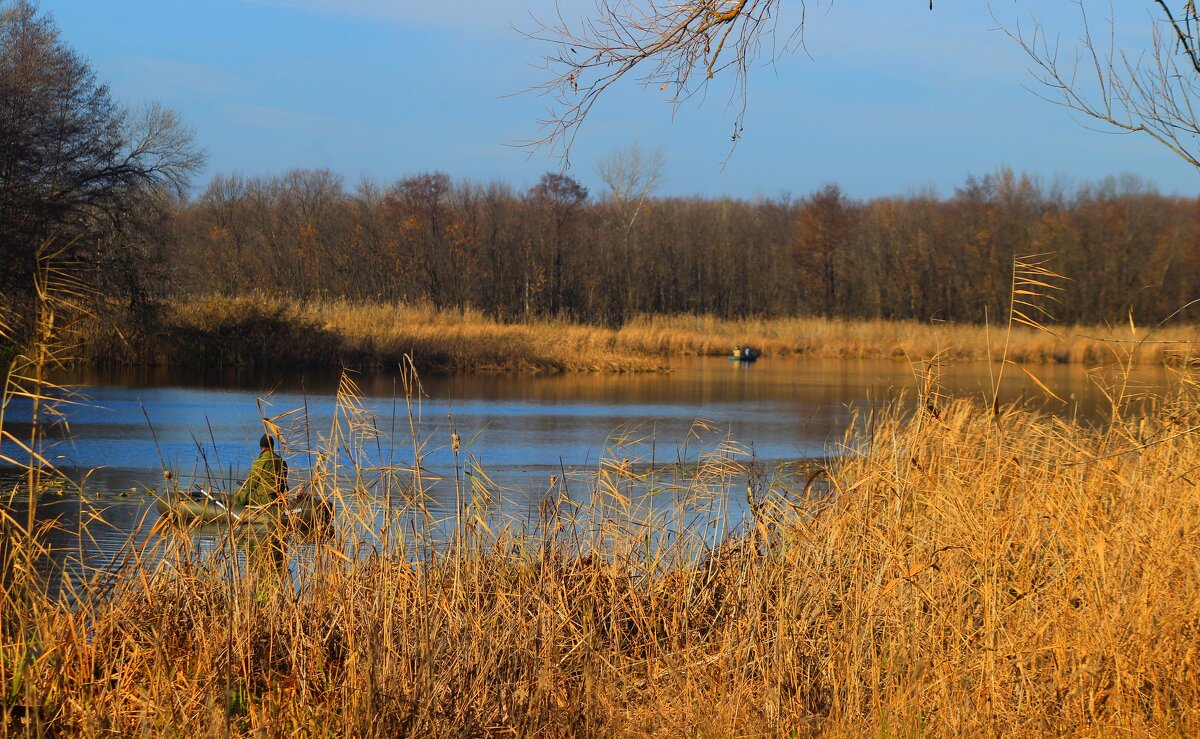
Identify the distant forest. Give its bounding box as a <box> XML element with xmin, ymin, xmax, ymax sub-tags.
<box><xmin>3</xmin><ymin>2</ymin><xmax>1199</xmax><ymax>343</ymax></box>
<box><xmin>155</xmin><ymin>167</ymin><xmax>1197</xmax><ymax>327</ymax></box>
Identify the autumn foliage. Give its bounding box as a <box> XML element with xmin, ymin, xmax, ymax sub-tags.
<box><xmin>162</xmin><ymin>168</ymin><xmax>1200</xmax><ymax>331</ymax></box>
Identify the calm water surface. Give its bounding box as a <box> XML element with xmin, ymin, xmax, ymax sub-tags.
<box><xmin>1</xmin><ymin>357</ymin><xmax>1171</xmax><ymax>594</ymax></box>
<box><xmin>22</xmin><ymin>357</ymin><xmax>1155</xmax><ymax>482</ymax></box>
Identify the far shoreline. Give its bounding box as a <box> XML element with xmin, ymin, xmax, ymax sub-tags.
<box><xmin>63</xmin><ymin>295</ymin><xmax>1200</xmax><ymax>375</ymax></box>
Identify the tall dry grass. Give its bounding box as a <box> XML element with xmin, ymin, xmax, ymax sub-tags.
<box><xmin>9</xmin><ymin>252</ymin><xmax>1200</xmax><ymax>735</ymax></box>
<box><xmin>619</xmin><ymin>312</ymin><xmax>1200</xmax><ymax>365</ymax></box>
<box><xmin>72</xmin><ymin>293</ymin><xmax>1200</xmax><ymax>372</ymax></box>
<box><xmin>5</xmin><ymin>361</ymin><xmax>1200</xmax><ymax>736</ymax></box>
<box><xmin>74</xmin><ymin>295</ymin><xmax>668</xmax><ymax>373</ymax></box>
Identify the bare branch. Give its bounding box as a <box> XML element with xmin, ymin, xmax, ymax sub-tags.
<box><xmin>526</xmin><ymin>1</ymin><xmax>1200</xmax><ymax>173</ymax></box>
<box><xmin>1002</xmin><ymin>1</ymin><xmax>1200</xmax><ymax>170</ymax></box>
<box><xmin>1153</xmin><ymin>0</ymin><xmax>1200</xmax><ymax>75</ymax></box>
<box><xmin>522</xmin><ymin>0</ymin><xmax>796</xmax><ymax>162</ymax></box>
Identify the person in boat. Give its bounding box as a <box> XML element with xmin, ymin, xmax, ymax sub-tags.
<box><xmin>234</xmin><ymin>433</ymin><xmax>289</xmax><ymax>507</ymax></box>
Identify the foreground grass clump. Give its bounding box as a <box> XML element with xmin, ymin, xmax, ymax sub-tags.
<box><xmin>72</xmin><ymin>294</ymin><xmax>1200</xmax><ymax>372</ymax></box>
<box><xmin>5</xmin><ymin>388</ymin><xmax>1200</xmax><ymax>736</ymax></box>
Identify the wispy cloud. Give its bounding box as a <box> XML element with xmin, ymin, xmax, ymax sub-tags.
<box><xmin>226</xmin><ymin>103</ymin><xmax>355</xmax><ymax>135</ymax></box>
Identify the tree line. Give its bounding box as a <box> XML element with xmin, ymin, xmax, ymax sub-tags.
<box><xmin>3</xmin><ymin>1</ymin><xmax>1198</xmax><ymax>337</ymax></box>
<box><xmin>157</xmin><ymin>167</ymin><xmax>1199</xmax><ymax>328</ymax></box>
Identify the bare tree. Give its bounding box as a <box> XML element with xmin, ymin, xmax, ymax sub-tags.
<box><xmin>597</xmin><ymin>143</ymin><xmax>665</xmax><ymax>209</ymax></box>
<box><xmin>596</xmin><ymin>143</ymin><xmax>665</xmax><ymax>314</ymax></box>
<box><xmin>1005</xmin><ymin>2</ymin><xmax>1200</xmax><ymax>170</ymax></box>
<box><xmin>526</xmin><ymin>172</ymin><xmax>588</xmax><ymax>315</ymax></box>
<box><xmin>0</xmin><ymin>1</ymin><xmax>204</xmax><ymax>303</ymax></box>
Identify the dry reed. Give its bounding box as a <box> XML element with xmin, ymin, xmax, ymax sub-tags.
<box><xmin>74</xmin><ymin>295</ymin><xmax>669</xmax><ymax>373</ymax></box>
<box><xmin>619</xmin><ymin>312</ymin><xmax>1200</xmax><ymax>365</ymax></box>
<box><xmin>71</xmin><ymin>294</ymin><xmax>1200</xmax><ymax>373</ymax></box>
<box><xmin>5</xmin><ymin>363</ymin><xmax>1200</xmax><ymax>736</ymax></box>
<box><xmin>8</xmin><ymin>253</ymin><xmax>1200</xmax><ymax>735</ymax></box>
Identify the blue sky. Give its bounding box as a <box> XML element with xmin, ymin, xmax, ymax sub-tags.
<box><xmin>46</xmin><ymin>1</ymin><xmax>1200</xmax><ymax>200</ymax></box>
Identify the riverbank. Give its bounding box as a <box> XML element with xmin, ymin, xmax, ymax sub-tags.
<box><xmin>5</xmin><ymin>389</ymin><xmax>1198</xmax><ymax>735</ymax></box>
<box><xmin>619</xmin><ymin>312</ymin><xmax>1200</xmax><ymax>365</ymax></box>
<box><xmin>74</xmin><ymin>296</ymin><xmax>669</xmax><ymax>373</ymax></box>
<box><xmin>69</xmin><ymin>294</ymin><xmax>1200</xmax><ymax>372</ymax></box>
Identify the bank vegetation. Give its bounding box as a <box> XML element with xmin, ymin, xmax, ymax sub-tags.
<box><xmin>5</xmin><ymin>368</ymin><xmax>1200</xmax><ymax>736</ymax></box>
<box><xmin>34</xmin><ymin>166</ymin><xmax>1200</xmax><ymax>372</ymax></box>
<box><xmin>66</xmin><ymin>293</ymin><xmax>1200</xmax><ymax>373</ymax></box>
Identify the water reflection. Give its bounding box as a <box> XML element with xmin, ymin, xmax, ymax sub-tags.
<box><xmin>24</xmin><ymin>358</ymin><xmax>1162</xmax><ymax>476</ymax></box>
<box><xmin>1</xmin><ymin>357</ymin><xmax>1178</xmax><ymax>598</ymax></box>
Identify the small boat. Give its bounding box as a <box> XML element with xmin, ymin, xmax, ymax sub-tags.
<box><xmin>729</xmin><ymin>347</ymin><xmax>760</xmax><ymax>362</ymax></box>
<box><xmin>154</xmin><ymin>495</ymin><xmax>327</xmax><ymax>532</ymax></box>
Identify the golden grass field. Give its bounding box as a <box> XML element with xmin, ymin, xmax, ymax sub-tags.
<box><xmin>73</xmin><ymin>294</ymin><xmax>1200</xmax><ymax>373</ymax></box>
<box><xmin>4</xmin><ymin>366</ymin><xmax>1200</xmax><ymax>736</ymax></box>
<box><xmin>618</xmin><ymin>312</ymin><xmax>1200</xmax><ymax>365</ymax></box>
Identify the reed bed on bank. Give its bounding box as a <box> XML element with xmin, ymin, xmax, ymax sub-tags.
<box><xmin>619</xmin><ymin>313</ymin><xmax>1200</xmax><ymax>365</ymax></box>
<box><xmin>5</xmin><ymin>363</ymin><xmax>1200</xmax><ymax>736</ymax></box>
<box><xmin>71</xmin><ymin>294</ymin><xmax>1200</xmax><ymax>372</ymax></box>
<box><xmin>73</xmin><ymin>295</ymin><xmax>666</xmax><ymax>373</ymax></box>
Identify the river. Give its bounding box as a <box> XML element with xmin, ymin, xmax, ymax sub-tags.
<box><xmin>0</xmin><ymin>356</ymin><xmax>1171</xmax><ymax>596</ymax></box>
